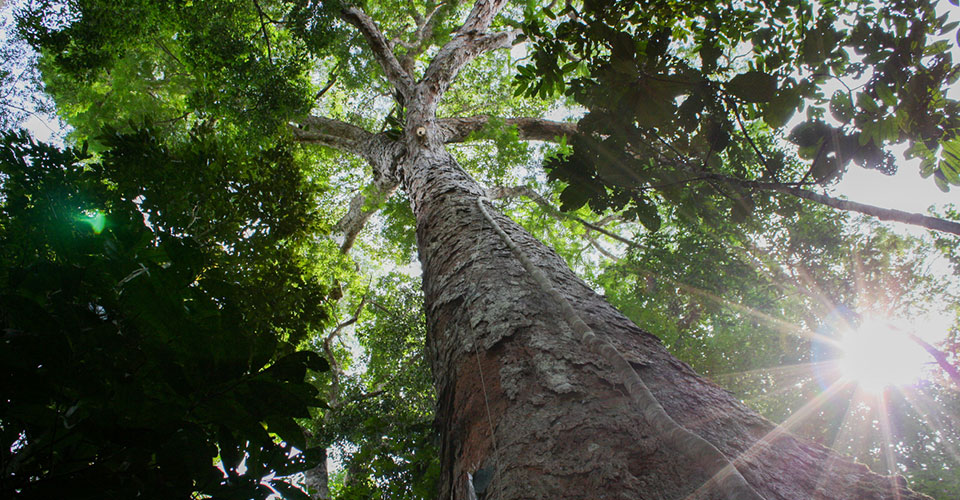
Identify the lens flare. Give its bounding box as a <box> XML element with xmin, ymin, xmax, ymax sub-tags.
<box><xmin>80</xmin><ymin>210</ymin><xmax>106</xmax><ymax>234</ymax></box>
<box><xmin>838</xmin><ymin>317</ymin><xmax>927</xmax><ymax>392</ymax></box>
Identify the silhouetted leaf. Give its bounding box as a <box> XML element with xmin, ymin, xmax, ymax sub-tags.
<box><xmin>726</xmin><ymin>71</ymin><xmax>778</xmax><ymax>102</ymax></box>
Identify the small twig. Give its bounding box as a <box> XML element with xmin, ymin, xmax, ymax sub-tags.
<box><xmin>155</xmin><ymin>40</ymin><xmax>184</xmax><ymax>67</ymax></box>
<box><xmin>314</xmin><ymin>73</ymin><xmax>339</xmax><ymax>101</ymax></box>
<box><xmin>252</xmin><ymin>0</ymin><xmax>274</xmax><ymax>62</ymax></box>
<box><xmin>585</xmin><ymin>231</ymin><xmax>620</xmax><ymax>260</ymax></box>
<box><xmin>730</xmin><ymin>98</ymin><xmax>772</xmax><ymax>175</ymax></box>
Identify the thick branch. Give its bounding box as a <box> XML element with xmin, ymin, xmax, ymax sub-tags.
<box><xmin>292</xmin><ymin>116</ymin><xmax>404</xmax><ymax>251</ymax></box>
<box><xmin>336</xmin><ymin>176</ymin><xmax>400</xmax><ymax>253</ymax></box>
<box><xmin>414</xmin><ymin>0</ymin><xmax>518</xmax><ymax>114</ymax></box>
<box><xmin>291</xmin><ymin>115</ymin><xmax>374</xmax><ymax>156</ymax></box>
<box><xmin>293</xmin><ymin>115</ymin><xmax>402</xmax><ymax>169</ymax></box>
<box><xmin>458</xmin><ymin>0</ymin><xmax>509</xmax><ymax>33</ymax></box>
<box><xmin>341</xmin><ymin>5</ymin><xmax>415</xmax><ymax>96</ymax></box>
<box><xmin>437</xmin><ymin>116</ymin><xmax>577</xmax><ymax>143</ymax></box>
<box><xmin>757</xmin><ymin>183</ymin><xmax>960</xmax><ymax>236</ymax></box>
<box><xmin>419</xmin><ymin>28</ymin><xmax>521</xmax><ymax>111</ymax></box>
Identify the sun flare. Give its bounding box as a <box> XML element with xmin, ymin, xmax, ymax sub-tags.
<box><xmin>838</xmin><ymin>317</ymin><xmax>928</xmax><ymax>392</ymax></box>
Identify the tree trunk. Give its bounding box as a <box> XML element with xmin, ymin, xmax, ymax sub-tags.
<box><xmin>400</xmin><ymin>139</ymin><xmax>928</xmax><ymax>499</ymax></box>
<box><xmin>303</xmin><ymin>449</ymin><xmax>330</xmax><ymax>500</ymax></box>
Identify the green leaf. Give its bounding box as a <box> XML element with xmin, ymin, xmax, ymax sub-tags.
<box><xmin>763</xmin><ymin>89</ymin><xmax>800</xmax><ymax>128</ymax></box>
<box><xmin>810</xmin><ymin>155</ymin><xmax>841</xmax><ymax>183</ymax></box>
<box><xmin>830</xmin><ymin>91</ymin><xmax>854</xmax><ymax>123</ymax></box>
<box><xmin>264</xmin><ymin>415</ymin><xmax>306</xmax><ymax>450</ymax></box>
<box><xmin>920</xmin><ymin>158</ymin><xmax>937</xmax><ymax>178</ymax></box>
<box><xmin>266</xmin><ymin>351</ymin><xmax>329</xmax><ymax>382</ymax></box>
<box><xmin>627</xmin><ymin>196</ymin><xmax>661</xmax><ymax>232</ymax></box>
<box><xmin>876</xmin><ymin>85</ymin><xmax>896</xmax><ymax>107</ymax></box>
<box><xmin>558</xmin><ymin>184</ymin><xmax>592</xmax><ymax>212</ymax></box>
<box><xmin>788</xmin><ymin>121</ymin><xmax>828</xmax><ymax>148</ymax></box>
<box><xmin>857</xmin><ymin>92</ymin><xmax>880</xmax><ymax>114</ymax></box>
<box><xmin>934</xmin><ymin>170</ymin><xmax>951</xmax><ymax>192</ymax></box>
<box><xmin>725</xmin><ymin>71</ymin><xmax>779</xmax><ymax>103</ymax></box>
<box><xmin>730</xmin><ymin>193</ymin><xmax>755</xmax><ymax>222</ymax></box>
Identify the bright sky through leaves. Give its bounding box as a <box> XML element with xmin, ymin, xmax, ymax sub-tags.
<box><xmin>838</xmin><ymin>317</ymin><xmax>929</xmax><ymax>393</ymax></box>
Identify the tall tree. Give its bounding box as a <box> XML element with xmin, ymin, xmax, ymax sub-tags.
<box><xmin>10</xmin><ymin>0</ymin><xmax>960</xmax><ymax>498</ymax></box>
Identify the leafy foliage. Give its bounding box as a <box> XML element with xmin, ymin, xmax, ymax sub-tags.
<box><xmin>591</xmin><ymin>199</ymin><xmax>960</xmax><ymax>497</ymax></box>
<box><xmin>317</xmin><ymin>273</ymin><xmax>439</xmax><ymax>499</ymax></box>
<box><xmin>16</xmin><ymin>0</ymin><xmax>348</xmax><ymax>142</ymax></box>
<box><xmin>0</xmin><ymin>130</ymin><xmax>332</xmax><ymax>499</ymax></box>
<box><xmin>520</xmin><ymin>0</ymin><xmax>960</xmax><ymax>227</ymax></box>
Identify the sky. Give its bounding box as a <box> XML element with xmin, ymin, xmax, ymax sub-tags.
<box><xmin>836</xmin><ymin>163</ymin><xmax>957</xmax><ymax>215</ymax></box>
<box><xmin>832</xmin><ymin>0</ymin><xmax>960</xmax><ymax>215</ymax></box>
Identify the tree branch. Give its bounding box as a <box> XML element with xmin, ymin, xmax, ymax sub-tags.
<box><xmin>323</xmin><ymin>296</ymin><xmax>368</xmax><ymax>406</ymax></box>
<box><xmin>341</xmin><ymin>5</ymin><xmax>415</xmax><ymax>96</ymax></box>
<box><xmin>909</xmin><ymin>333</ymin><xmax>960</xmax><ymax>387</ymax></box>
<box><xmin>414</xmin><ymin>0</ymin><xmax>518</xmax><ymax>114</ymax></box>
<box><xmin>292</xmin><ymin>115</ymin><xmax>407</xmax><ymax>252</ymax></box>
<box><xmin>419</xmin><ymin>28</ymin><xmax>521</xmax><ymax>111</ymax></box>
<box><xmin>437</xmin><ymin>115</ymin><xmax>577</xmax><ymax>143</ymax></box>
<box><xmin>314</xmin><ymin>72</ymin><xmax>339</xmax><ymax>101</ymax></box>
<box><xmin>396</xmin><ymin>1</ymin><xmax>448</xmax><ymax>73</ymax></box>
<box><xmin>252</xmin><ymin>0</ymin><xmax>274</xmax><ymax>62</ymax></box>
<box><xmin>694</xmin><ymin>169</ymin><xmax>960</xmax><ymax>236</ymax></box>
<box><xmin>622</xmin><ymin>129</ymin><xmax>960</xmax><ymax>235</ymax></box>
<box><xmin>756</xmin><ymin>182</ymin><xmax>960</xmax><ymax>236</ymax></box>
<box><xmin>291</xmin><ymin>115</ymin><xmax>374</xmax><ymax>156</ymax></box>
<box><xmin>336</xmin><ymin>176</ymin><xmax>400</xmax><ymax>253</ymax></box>
<box><xmin>292</xmin><ymin>115</ymin><xmax>402</xmax><ymax>168</ymax></box>
<box><xmin>458</xmin><ymin>0</ymin><xmax>509</xmax><ymax>33</ymax></box>
<box><xmin>585</xmin><ymin>231</ymin><xmax>621</xmax><ymax>260</ymax></box>
<box><xmin>487</xmin><ymin>185</ymin><xmax>637</xmax><ymax>247</ymax></box>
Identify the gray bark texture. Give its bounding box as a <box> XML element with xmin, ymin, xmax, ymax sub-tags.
<box><xmin>307</xmin><ymin>2</ymin><xmax>933</xmax><ymax>498</ymax></box>
<box><xmin>303</xmin><ymin>449</ymin><xmax>330</xmax><ymax>500</ymax></box>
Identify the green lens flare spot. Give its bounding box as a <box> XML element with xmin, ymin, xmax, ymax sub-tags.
<box><xmin>80</xmin><ymin>210</ymin><xmax>107</xmax><ymax>234</ymax></box>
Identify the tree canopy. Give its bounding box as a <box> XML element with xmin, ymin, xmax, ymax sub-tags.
<box><xmin>2</xmin><ymin>0</ymin><xmax>960</xmax><ymax>498</ymax></box>
<box><xmin>0</xmin><ymin>128</ymin><xmax>337</xmax><ymax>499</ymax></box>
